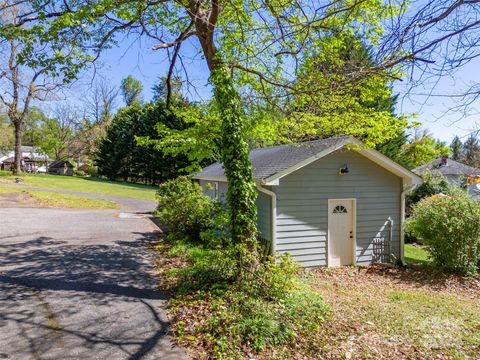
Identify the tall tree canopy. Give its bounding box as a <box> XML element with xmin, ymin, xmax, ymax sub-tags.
<box><xmin>121</xmin><ymin>75</ymin><xmax>143</xmax><ymax>106</ymax></box>
<box><xmin>96</xmin><ymin>101</ymin><xmax>190</xmax><ymax>183</ymax></box>
<box><xmin>462</xmin><ymin>134</ymin><xmax>480</xmax><ymax>168</ymax></box>
<box><xmin>450</xmin><ymin>136</ymin><xmax>463</xmax><ymax>161</ymax></box>
<box><xmin>400</xmin><ymin>129</ymin><xmax>450</xmax><ymax>169</ymax></box>
<box><xmin>0</xmin><ymin>1</ymin><xmax>91</xmax><ymax>173</ymax></box>
<box><xmin>271</xmin><ymin>34</ymin><xmax>407</xmax><ymax>146</ymax></box>
<box><xmin>4</xmin><ymin>0</ymin><xmax>411</xmax><ymax>266</ymax></box>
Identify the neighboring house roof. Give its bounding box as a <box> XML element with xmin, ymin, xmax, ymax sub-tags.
<box><xmin>412</xmin><ymin>157</ymin><xmax>480</xmax><ymax>177</ymax></box>
<box><xmin>2</xmin><ymin>157</ymin><xmax>14</xmax><ymax>163</ymax></box>
<box><xmin>0</xmin><ymin>146</ymin><xmax>51</xmax><ymax>163</ymax></box>
<box><xmin>49</xmin><ymin>160</ymin><xmax>74</xmax><ymax>169</ymax></box>
<box><xmin>2</xmin><ymin>156</ymin><xmax>48</xmax><ymax>163</ymax></box>
<box><xmin>194</xmin><ymin>136</ymin><xmax>422</xmax><ymax>185</ymax></box>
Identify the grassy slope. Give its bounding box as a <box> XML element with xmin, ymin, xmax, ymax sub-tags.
<box><xmin>0</xmin><ymin>187</ymin><xmax>118</xmax><ymax>209</ymax></box>
<box><xmin>0</xmin><ymin>172</ymin><xmax>157</xmax><ymax>201</ymax></box>
<box><xmin>404</xmin><ymin>243</ymin><xmax>431</xmax><ymax>265</ymax></box>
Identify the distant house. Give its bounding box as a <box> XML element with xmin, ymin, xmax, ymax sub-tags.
<box><xmin>0</xmin><ymin>146</ymin><xmax>51</xmax><ymax>172</ymax></box>
<box><xmin>194</xmin><ymin>136</ymin><xmax>421</xmax><ymax>267</ymax></box>
<box><xmin>413</xmin><ymin>156</ymin><xmax>480</xmax><ymax>196</ymax></box>
<box><xmin>48</xmin><ymin>160</ymin><xmax>75</xmax><ymax>176</ymax></box>
<box><xmin>412</xmin><ymin>156</ymin><xmax>480</xmax><ymax>182</ymax></box>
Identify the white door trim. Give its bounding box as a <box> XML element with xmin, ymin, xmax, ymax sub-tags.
<box><xmin>327</xmin><ymin>198</ymin><xmax>357</xmax><ymax>267</ymax></box>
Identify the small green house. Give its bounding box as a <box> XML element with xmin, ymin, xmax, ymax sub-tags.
<box><xmin>194</xmin><ymin>136</ymin><xmax>421</xmax><ymax>267</ymax></box>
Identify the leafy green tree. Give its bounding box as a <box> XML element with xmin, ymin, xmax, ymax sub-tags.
<box><xmin>95</xmin><ymin>102</ymin><xmax>190</xmax><ymax>183</ymax></box>
<box><xmin>36</xmin><ymin>105</ymin><xmax>80</xmax><ymax>160</ymax></box>
<box><xmin>279</xmin><ymin>35</ymin><xmax>407</xmax><ymax>147</ymax></box>
<box><xmin>0</xmin><ymin>3</ymin><xmax>91</xmax><ymax>173</ymax></box>
<box><xmin>462</xmin><ymin>134</ymin><xmax>480</xmax><ymax>167</ymax></box>
<box><xmin>450</xmin><ymin>136</ymin><xmax>463</xmax><ymax>161</ymax></box>
<box><xmin>14</xmin><ymin>0</ymin><xmax>403</xmax><ymax>266</ymax></box>
<box><xmin>152</xmin><ymin>76</ymin><xmax>186</xmax><ymax>104</ymax></box>
<box><xmin>36</xmin><ymin>117</ymin><xmax>74</xmax><ymax>160</ymax></box>
<box><xmin>0</xmin><ymin>113</ymin><xmax>14</xmax><ymax>152</ymax></box>
<box><xmin>22</xmin><ymin>107</ymin><xmax>50</xmax><ymax>146</ymax></box>
<box><xmin>120</xmin><ymin>75</ymin><xmax>143</xmax><ymax>106</ymax></box>
<box><xmin>401</xmin><ymin>129</ymin><xmax>450</xmax><ymax>169</ymax></box>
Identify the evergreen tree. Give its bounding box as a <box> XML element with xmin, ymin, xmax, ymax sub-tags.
<box><xmin>152</xmin><ymin>76</ymin><xmax>186</xmax><ymax>104</ymax></box>
<box><xmin>462</xmin><ymin>134</ymin><xmax>480</xmax><ymax>167</ymax></box>
<box><xmin>376</xmin><ymin>130</ymin><xmax>409</xmax><ymax>167</ymax></box>
<box><xmin>120</xmin><ymin>75</ymin><xmax>143</xmax><ymax>106</ymax></box>
<box><xmin>95</xmin><ymin>101</ymin><xmax>189</xmax><ymax>183</ymax></box>
<box><xmin>450</xmin><ymin>136</ymin><xmax>463</xmax><ymax>161</ymax></box>
<box><xmin>285</xmin><ymin>34</ymin><xmax>407</xmax><ymax>147</ymax></box>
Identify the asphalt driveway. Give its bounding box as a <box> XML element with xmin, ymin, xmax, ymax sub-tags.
<box><xmin>0</xmin><ymin>199</ymin><xmax>186</xmax><ymax>359</ymax></box>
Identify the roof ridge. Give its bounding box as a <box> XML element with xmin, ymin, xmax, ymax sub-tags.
<box><xmin>250</xmin><ymin>135</ymin><xmax>350</xmax><ymax>152</ymax></box>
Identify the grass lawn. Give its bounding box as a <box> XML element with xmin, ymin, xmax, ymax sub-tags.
<box><xmin>404</xmin><ymin>243</ymin><xmax>431</xmax><ymax>266</ymax></box>
<box><xmin>0</xmin><ymin>172</ymin><xmax>157</xmax><ymax>201</ymax></box>
<box><xmin>0</xmin><ymin>187</ymin><xmax>118</xmax><ymax>209</ymax></box>
<box><xmin>303</xmin><ymin>266</ymin><xmax>480</xmax><ymax>359</ymax></box>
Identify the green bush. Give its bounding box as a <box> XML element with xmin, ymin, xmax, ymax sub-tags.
<box><xmin>404</xmin><ymin>218</ymin><xmax>419</xmax><ymax>244</ymax></box>
<box><xmin>156</xmin><ymin>176</ymin><xmax>227</xmax><ymax>243</ymax></box>
<box><xmin>407</xmin><ymin>171</ymin><xmax>449</xmax><ymax>208</ymax></box>
<box><xmin>159</xmin><ymin>177</ymin><xmax>330</xmax><ymax>356</ymax></box>
<box><xmin>201</xmin><ymin>271</ymin><xmax>330</xmax><ymax>354</ymax></box>
<box><xmin>409</xmin><ymin>188</ymin><xmax>480</xmax><ymax>274</ymax></box>
<box><xmin>168</xmin><ymin>240</ymin><xmax>330</xmax><ymax>356</ymax></box>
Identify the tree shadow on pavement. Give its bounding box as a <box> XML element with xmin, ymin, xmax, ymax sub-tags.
<box><xmin>0</xmin><ymin>232</ymin><xmax>184</xmax><ymax>360</ymax></box>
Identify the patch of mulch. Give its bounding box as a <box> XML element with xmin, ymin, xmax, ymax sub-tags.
<box><xmin>152</xmin><ymin>240</ymin><xmax>216</xmax><ymax>359</ymax></box>
<box><xmin>153</xmin><ymin>242</ymin><xmax>189</xmax><ymax>293</ymax></box>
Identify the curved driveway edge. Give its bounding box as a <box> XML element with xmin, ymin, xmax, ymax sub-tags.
<box><xmin>0</xmin><ymin>183</ymin><xmax>156</xmax><ymax>213</ymax></box>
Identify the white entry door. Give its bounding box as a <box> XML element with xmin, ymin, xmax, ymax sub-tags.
<box><xmin>328</xmin><ymin>199</ymin><xmax>356</xmax><ymax>267</ymax></box>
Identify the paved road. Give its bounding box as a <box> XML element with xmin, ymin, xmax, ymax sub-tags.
<box><xmin>0</xmin><ymin>197</ymin><xmax>186</xmax><ymax>359</ymax></box>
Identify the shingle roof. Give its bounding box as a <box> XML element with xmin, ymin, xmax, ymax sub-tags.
<box><xmin>194</xmin><ymin>136</ymin><xmax>350</xmax><ymax>181</ymax></box>
<box><xmin>413</xmin><ymin>157</ymin><xmax>480</xmax><ymax>177</ymax></box>
<box><xmin>49</xmin><ymin>160</ymin><xmax>74</xmax><ymax>168</ymax></box>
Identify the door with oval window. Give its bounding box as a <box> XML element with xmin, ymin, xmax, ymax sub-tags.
<box><xmin>328</xmin><ymin>199</ymin><xmax>356</xmax><ymax>266</ymax></box>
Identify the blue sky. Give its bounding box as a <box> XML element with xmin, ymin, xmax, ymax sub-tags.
<box><xmin>70</xmin><ymin>33</ymin><xmax>480</xmax><ymax>145</ymax></box>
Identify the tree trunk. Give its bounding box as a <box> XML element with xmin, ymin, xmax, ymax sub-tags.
<box><xmin>13</xmin><ymin>121</ymin><xmax>22</xmax><ymax>175</ymax></box>
<box><xmin>192</xmin><ymin>10</ymin><xmax>260</xmax><ymax>266</ymax></box>
<box><xmin>211</xmin><ymin>66</ymin><xmax>259</xmax><ymax>266</ymax></box>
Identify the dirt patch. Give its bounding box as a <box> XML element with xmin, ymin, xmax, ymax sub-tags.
<box><xmin>0</xmin><ymin>191</ymin><xmax>36</xmax><ymax>207</ymax></box>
